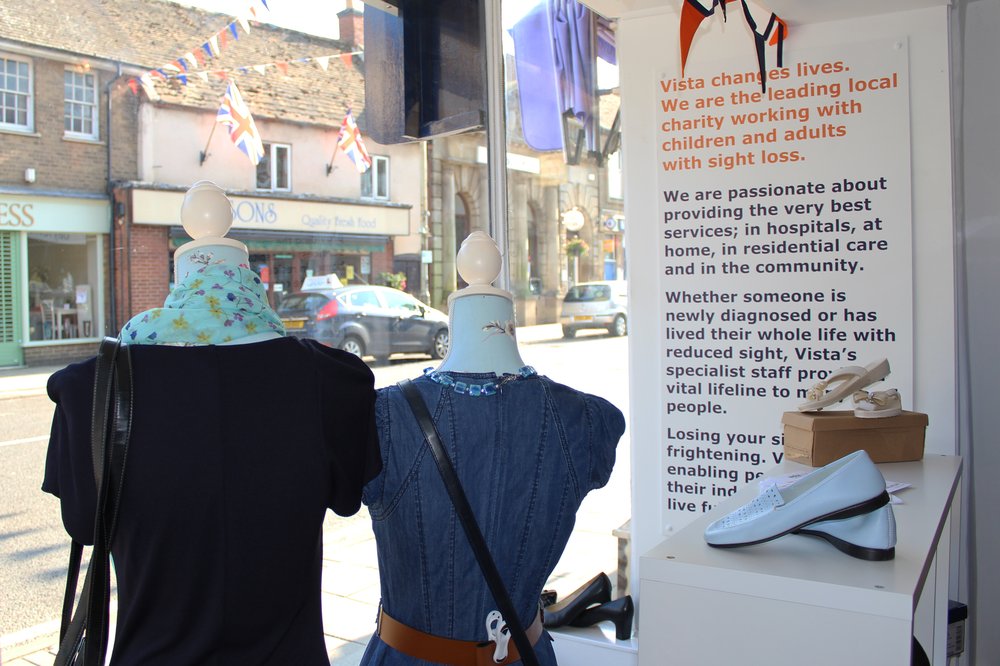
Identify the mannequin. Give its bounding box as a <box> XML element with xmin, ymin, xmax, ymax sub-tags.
<box><xmin>434</xmin><ymin>231</ymin><xmax>526</xmax><ymax>375</ymax></box>
<box><xmin>360</xmin><ymin>232</ymin><xmax>629</xmax><ymax>665</ymax></box>
<box><xmin>121</xmin><ymin>180</ymin><xmax>284</xmax><ymax>345</ymax></box>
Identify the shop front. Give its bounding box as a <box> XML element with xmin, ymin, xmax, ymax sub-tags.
<box><xmin>128</xmin><ymin>186</ymin><xmax>411</xmax><ymax>313</ymax></box>
<box><xmin>0</xmin><ymin>191</ymin><xmax>108</xmax><ymax>367</ymax></box>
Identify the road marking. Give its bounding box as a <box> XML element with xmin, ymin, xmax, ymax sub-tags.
<box><xmin>0</xmin><ymin>435</ymin><xmax>48</xmax><ymax>448</ymax></box>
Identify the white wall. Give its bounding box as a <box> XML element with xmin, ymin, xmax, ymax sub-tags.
<box><xmin>618</xmin><ymin>3</ymin><xmax>957</xmax><ymax>604</ymax></box>
<box><xmin>138</xmin><ymin>105</ymin><xmax>426</xmax><ymax>252</ymax></box>
<box><xmin>957</xmin><ymin>0</ymin><xmax>1000</xmax><ymax>661</ymax></box>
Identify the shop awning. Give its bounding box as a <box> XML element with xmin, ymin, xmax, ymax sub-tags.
<box><xmin>169</xmin><ymin>227</ymin><xmax>389</xmax><ymax>254</ymax></box>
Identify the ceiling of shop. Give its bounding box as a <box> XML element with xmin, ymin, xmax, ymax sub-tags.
<box><xmin>584</xmin><ymin>0</ymin><xmax>949</xmax><ymax>23</ymax></box>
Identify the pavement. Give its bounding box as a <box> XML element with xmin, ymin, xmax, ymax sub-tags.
<box><xmin>0</xmin><ymin>324</ymin><xmax>632</xmax><ymax>665</ymax></box>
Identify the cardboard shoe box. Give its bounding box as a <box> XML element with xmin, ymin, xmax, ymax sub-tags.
<box><xmin>781</xmin><ymin>410</ymin><xmax>928</xmax><ymax>467</ymax></box>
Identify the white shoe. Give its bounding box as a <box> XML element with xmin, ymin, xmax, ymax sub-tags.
<box><xmin>704</xmin><ymin>451</ymin><xmax>889</xmax><ymax>548</ymax></box>
<box><xmin>853</xmin><ymin>388</ymin><xmax>902</xmax><ymax>418</ymax></box>
<box><xmin>797</xmin><ymin>358</ymin><xmax>890</xmax><ymax>412</ymax></box>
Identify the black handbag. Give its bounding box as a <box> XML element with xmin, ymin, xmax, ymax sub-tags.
<box><xmin>398</xmin><ymin>379</ymin><xmax>541</xmax><ymax>666</ymax></box>
<box><xmin>55</xmin><ymin>337</ymin><xmax>133</xmax><ymax>666</ymax></box>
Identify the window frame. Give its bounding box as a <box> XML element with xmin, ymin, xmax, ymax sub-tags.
<box><xmin>361</xmin><ymin>154</ymin><xmax>390</xmax><ymax>200</ymax></box>
<box><xmin>256</xmin><ymin>142</ymin><xmax>292</xmax><ymax>192</ymax></box>
<box><xmin>0</xmin><ymin>54</ymin><xmax>34</xmax><ymax>132</ymax></box>
<box><xmin>63</xmin><ymin>68</ymin><xmax>99</xmax><ymax>140</ymax></box>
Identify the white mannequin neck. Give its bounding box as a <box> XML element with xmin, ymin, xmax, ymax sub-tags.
<box><xmin>433</xmin><ymin>231</ymin><xmax>527</xmax><ymax>375</ymax></box>
<box><xmin>174</xmin><ymin>237</ymin><xmax>249</xmax><ymax>283</ymax></box>
<box><xmin>435</xmin><ymin>292</ymin><xmax>526</xmax><ymax>375</ymax></box>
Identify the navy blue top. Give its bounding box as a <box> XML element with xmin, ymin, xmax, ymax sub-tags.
<box><xmin>361</xmin><ymin>372</ymin><xmax>625</xmax><ymax>665</ymax></box>
<box><xmin>43</xmin><ymin>337</ymin><xmax>380</xmax><ymax>666</ymax></box>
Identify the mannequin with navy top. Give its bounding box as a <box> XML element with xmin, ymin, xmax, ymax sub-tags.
<box><xmin>43</xmin><ymin>181</ymin><xmax>381</xmax><ymax>665</ymax></box>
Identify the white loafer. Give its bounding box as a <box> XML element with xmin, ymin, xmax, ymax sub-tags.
<box><xmin>797</xmin><ymin>358</ymin><xmax>890</xmax><ymax>412</ymax></box>
<box><xmin>704</xmin><ymin>451</ymin><xmax>889</xmax><ymax>548</ymax></box>
<box><xmin>795</xmin><ymin>504</ymin><xmax>896</xmax><ymax>560</ymax></box>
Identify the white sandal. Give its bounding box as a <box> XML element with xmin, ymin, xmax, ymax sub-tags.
<box><xmin>797</xmin><ymin>358</ymin><xmax>890</xmax><ymax>412</ymax></box>
<box><xmin>853</xmin><ymin>389</ymin><xmax>902</xmax><ymax>418</ymax></box>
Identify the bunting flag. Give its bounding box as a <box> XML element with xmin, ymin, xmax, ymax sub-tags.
<box><xmin>338</xmin><ymin>110</ymin><xmax>372</xmax><ymax>173</ymax></box>
<box><xmin>679</xmin><ymin>0</ymin><xmax>788</xmax><ymax>92</ymax></box>
<box><xmin>217</xmin><ymin>81</ymin><xmax>265</xmax><ymax>165</ymax></box>
<box><xmin>130</xmin><ymin>0</ymin><xmax>267</xmax><ymax>98</ymax></box>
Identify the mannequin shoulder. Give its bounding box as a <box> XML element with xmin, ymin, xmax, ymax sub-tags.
<box><xmin>46</xmin><ymin>356</ymin><xmax>97</xmax><ymax>403</ymax></box>
<box><xmin>300</xmin><ymin>338</ymin><xmax>375</xmax><ymax>381</ymax></box>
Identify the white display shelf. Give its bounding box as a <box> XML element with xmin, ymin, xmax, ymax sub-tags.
<box><xmin>638</xmin><ymin>456</ymin><xmax>962</xmax><ymax>665</ymax></box>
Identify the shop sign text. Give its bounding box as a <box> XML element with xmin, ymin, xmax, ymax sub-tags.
<box><xmin>0</xmin><ymin>202</ymin><xmax>35</xmax><ymax>227</ymax></box>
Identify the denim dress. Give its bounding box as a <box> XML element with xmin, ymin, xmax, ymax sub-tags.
<box><xmin>361</xmin><ymin>370</ymin><xmax>626</xmax><ymax>665</ymax></box>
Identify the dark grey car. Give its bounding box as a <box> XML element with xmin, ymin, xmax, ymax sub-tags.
<box><xmin>276</xmin><ymin>285</ymin><xmax>450</xmax><ymax>362</ymax></box>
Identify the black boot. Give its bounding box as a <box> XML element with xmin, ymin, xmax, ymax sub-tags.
<box><xmin>568</xmin><ymin>595</ymin><xmax>634</xmax><ymax>641</ymax></box>
<box><xmin>541</xmin><ymin>573</ymin><xmax>612</xmax><ymax>628</ymax></box>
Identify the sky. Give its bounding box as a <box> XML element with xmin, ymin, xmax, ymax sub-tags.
<box><xmin>174</xmin><ymin>0</ymin><xmax>617</xmax><ymax>85</ymax></box>
<box><xmin>175</xmin><ymin>0</ymin><xmax>549</xmax><ymax>38</ymax></box>
<box><xmin>174</xmin><ymin>0</ymin><xmax>350</xmax><ymax>39</ymax></box>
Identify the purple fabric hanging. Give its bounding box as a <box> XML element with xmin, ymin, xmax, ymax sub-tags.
<box><xmin>511</xmin><ymin>0</ymin><xmax>609</xmax><ymax>155</ymax></box>
<box><xmin>511</xmin><ymin>2</ymin><xmax>564</xmax><ymax>151</ymax></box>
<box><xmin>551</xmin><ymin>0</ymin><xmax>597</xmax><ymax>152</ymax></box>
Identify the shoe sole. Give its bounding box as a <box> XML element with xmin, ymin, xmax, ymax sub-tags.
<box><xmin>854</xmin><ymin>407</ymin><xmax>903</xmax><ymax>419</ymax></box>
<box><xmin>793</xmin><ymin>528</ymin><xmax>896</xmax><ymax>561</ymax></box>
<box><xmin>706</xmin><ymin>490</ymin><xmax>891</xmax><ymax>549</ymax></box>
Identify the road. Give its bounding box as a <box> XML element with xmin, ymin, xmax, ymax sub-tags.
<box><xmin>0</xmin><ymin>328</ymin><xmax>630</xmax><ymax>648</ymax></box>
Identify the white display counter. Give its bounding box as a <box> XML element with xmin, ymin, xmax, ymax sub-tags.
<box><xmin>639</xmin><ymin>456</ymin><xmax>961</xmax><ymax>665</ymax></box>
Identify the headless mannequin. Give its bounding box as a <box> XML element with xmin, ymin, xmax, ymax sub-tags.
<box><xmin>434</xmin><ymin>231</ymin><xmax>526</xmax><ymax>375</ymax></box>
<box><xmin>121</xmin><ymin>180</ymin><xmax>283</xmax><ymax>345</ymax></box>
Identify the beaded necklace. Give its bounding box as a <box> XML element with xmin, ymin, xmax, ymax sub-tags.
<box><xmin>423</xmin><ymin>365</ymin><xmax>537</xmax><ymax>396</ymax></box>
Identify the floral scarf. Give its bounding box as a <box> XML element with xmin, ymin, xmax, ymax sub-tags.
<box><xmin>121</xmin><ymin>261</ymin><xmax>285</xmax><ymax>345</ymax></box>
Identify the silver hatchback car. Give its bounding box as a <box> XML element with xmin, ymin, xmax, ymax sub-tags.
<box><xmin>559</xmin><ymin>280</ymin><xmax>628</xmax><ymax>338</ymax></box>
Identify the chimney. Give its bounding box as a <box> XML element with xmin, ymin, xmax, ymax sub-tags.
<box><xmin>338</xmin><ymin>0</ymin><xmax>364</xmax><ymax>49</ymax></box>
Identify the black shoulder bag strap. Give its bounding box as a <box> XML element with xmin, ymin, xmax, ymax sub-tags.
<box><xmin>398</xmin><ymin>379</ymin><xmax>540</xmax><ymax>666</ymax></box>
<box><xmin>56</xmin><ymin>337</ymin><xmax>133</xmax><ymax>666</ymax></box>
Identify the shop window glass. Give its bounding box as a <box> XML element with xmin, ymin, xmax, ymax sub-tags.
<box><xmin>1</xmin><ymin>55</ymin><xmax>32</xmax><ymax>131</ymax></box>
<box><xmin>256</xmin><ymin>142</ymin><xmax>291</xmax><ymax>191</ymax></box>
<box><xmin>27</xmin><ymin>233</ymin><xmax>100</xmax><ymax>341</ymax></box>
<box><xmin>361</xmin><ymin>155</ymin><xmax>389</xmax><ymax>199</ymax></box>
<box><xmin>64</xmin><ymin>69</ymin><xmax>97</xmax><ymax>139</ymax></box>
<box><xmin>500</xmin><ymin>0</ymin><xmax>630</xmax><ymax>597</ymax></box>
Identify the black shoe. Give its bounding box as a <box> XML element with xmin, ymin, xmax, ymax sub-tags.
<box><xmin>541</xmin><ymin>573</ymin><xmax>612</xmax><ymax>628</ymax></box>
<box><xmin>568</xmin><ymin>595</ymin><xmax>634</xmax><ymax>641</ymax></box>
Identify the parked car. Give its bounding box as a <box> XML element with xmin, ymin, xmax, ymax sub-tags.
<box><xmin>276</xmin><ymin>285</ymin><xmax>450</xmax><ymax>362</ymax></box>
<box><xmin>559</xmin><ymin>280</ymin><xmax>628</xmax><ymax>338</ymax></box>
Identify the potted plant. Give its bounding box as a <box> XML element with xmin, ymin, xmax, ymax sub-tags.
<box><xmin>566</xmin><ymin>237</ymin><xmax>589</xmax><ymax>257</ymax></box>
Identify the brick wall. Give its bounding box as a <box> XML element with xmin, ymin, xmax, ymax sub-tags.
<box><xmin>0</xmin><ymin>58</ymin><xmax>122</xmax><ymax>192</ymax></box>
<box><xmin>24</xmin><ymin>340</ymin><xmax>99</xmax><ymax>367</ymax></box>
<box><xmin>371</xmin><ymin>240</ymin><xmax>395</xmax><ymax>279</ymax></box>
<box><xmin>116</xmin><ymin>223</ymin><xmax>170</xmax><ymax>323</ymax></box>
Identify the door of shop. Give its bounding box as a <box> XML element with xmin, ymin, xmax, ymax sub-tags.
<box><xmin>0</xmin><ymin>231</ymin><xmax>23</xmax><ymax>366</ymax></box>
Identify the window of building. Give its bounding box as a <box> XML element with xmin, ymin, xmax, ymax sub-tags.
<box><xmin>64</xmin><ymin>69</ymin><xmax>98</xmax><ymax>139</ymax></box>
<box><xmin>256</xmin><ymin>143</ymin><xmax>291</xmax><ymax>191</ymax></box>
<box><xmin>1</xmin><ymin>55</ymin><xmax>33</xmax><ymax>132</ymax></box>
<box><xmin>361</xmin><ymin>155</ymin><xmax>389</xmax><ymax>199</ymax></box>
<box><xmin>27</xmin><ymin>233</ymin><xmax>101</xmax><ymax>341</ymax></box>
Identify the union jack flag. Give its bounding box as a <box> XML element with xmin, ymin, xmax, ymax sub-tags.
<box><xmin>338</xmin><ymin>110</ymin><xmax>372</xmax><ymax>173</ymax></box>
<box><xmin>216</xmin><ymin>81</ymin><xmax>264</xmax><ymax>165</ymax></box>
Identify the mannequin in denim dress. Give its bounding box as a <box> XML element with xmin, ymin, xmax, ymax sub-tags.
<box><xmin>361</xmin><ymin>232</ymin><xmax>626</xmax><ymax>665</ymax></box>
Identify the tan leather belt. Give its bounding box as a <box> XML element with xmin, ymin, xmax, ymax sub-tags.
<box><xmin>377</xmin><ymin>607</ymin><xmax>544</xmax><ymax>666</ymax></box>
